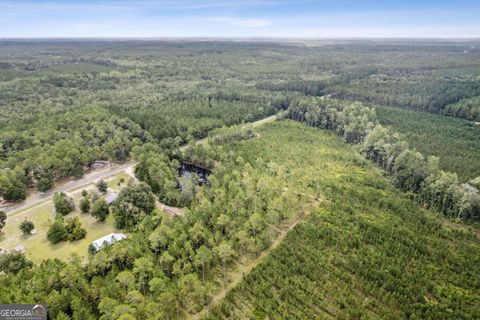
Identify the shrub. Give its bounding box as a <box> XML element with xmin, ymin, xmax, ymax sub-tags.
<box><xmin>0</xmin><ymin>211</ymin><xmax>6</xmax><ymax>232</ymax></box>
<box><xmin>65</xmin><ymin>217</ymin><xmax>87</xmax><ymax>241</ymax></box>
<box><xmin>47</xmin><ymin>220</ymin><xmax>68</xmax><ymax>244</ymax></box>
<box><xmin>19</xmin><ymin>220</ymin><xmax>35</xmax><ymax>235</ymax></box>
<box><xmin>91</xmin><ymin>198</ymin><xmax>109</xmax><ymax>221</ymax></box>
<box><xmin>80</xmin><ymin>197</ymin><xmax>91</xmax><ymax>213</ymax></box>
<box><xmin>53</xmin><ymin>192</ymin><xmax>75</xmax><ymax>215</ymax></box>
<box><xmin>96</xmin><ymin>179</ymin><xmax>108</xmax><ymax>193</ymax></box>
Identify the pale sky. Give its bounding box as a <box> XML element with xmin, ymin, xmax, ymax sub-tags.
<box><xmin>1</xmin><ymin>0</ymin><xmax>479</xmax><ymax>38</ymax></box>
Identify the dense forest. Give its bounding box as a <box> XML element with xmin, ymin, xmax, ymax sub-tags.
<box><xmin>2</xmin><ymin>40</ymin><xmax>480</xmax><ymax>199</ymax></box>
<box><xmin>0</xmin><ymin>108</ymin><xmax>148</xmax><ymax>199</ymax></box>
<box><xmin>286</xmin><ymin>98</ymin><xmax>480</xmax><ymax>222</ymax></box>
<box><xmin>326</xmin><ymin>72</ymin><xmax>480</xmax><ymax>120</ymax></box>
<box><xmin>207</xmin><ymin>121</ymin><xmax>480</xmax><ymax>319</ymax></box>
<box><xmin>0</xmin><ymin>123</ymin><xmax>310</xmax><ymax>318</ymax></box>
<box><xmin>0</xmin><ymin>40</ymin><xmax>479</xmax><ymax>319</ymax></box>
<box><xmin>376</xmin><ymin>105</ymin><xmax>480</xmax><ymax>181</ymax></box>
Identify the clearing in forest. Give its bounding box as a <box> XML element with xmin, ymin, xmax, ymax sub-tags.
<box><xmin>0</xmin><ymin>171</ymin><xmax>131</xmax><ymax>263</ymax></box>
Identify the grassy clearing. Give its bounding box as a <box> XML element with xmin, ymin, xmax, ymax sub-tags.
<box><xmin>0</xmin><ymin>171</ymin><xmax>131</xmax><ymax>263</ymax></box>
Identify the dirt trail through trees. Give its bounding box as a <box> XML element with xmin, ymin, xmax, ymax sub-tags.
<box><xmin>191</xmin><ymin>196</ymin><xmax>322</xmax><ymax>320</ymax></box>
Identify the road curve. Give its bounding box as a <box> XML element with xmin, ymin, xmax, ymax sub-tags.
<box><xmin>2</xmin><ymin>114</ymin><xmax>278</xmax><ymax>216</ymax></box>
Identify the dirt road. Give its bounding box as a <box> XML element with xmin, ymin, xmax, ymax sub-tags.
<box><xmin>191</xmin><ymin>196</ymin><xmax>322</xmax><ymax>320</ymax></box>
<box><xmin>2</xmin><ymin>162</ymin><xmax>135</xmax><ymax>215</ymax></box>
<box><xmin>2</xmin><ymin>114</ymin><xmax>278</xmax><ymax>216</ymax></box>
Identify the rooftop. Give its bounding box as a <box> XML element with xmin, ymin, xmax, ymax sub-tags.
<box><xmin>105</xmin><ymin>193</ymin><xmax>118</xmax><ymax>204</ymax></box>
<box><xmin>91</xmin><ymin>233</ymin><xmax>126</xmax><ymax>252</ymax></box>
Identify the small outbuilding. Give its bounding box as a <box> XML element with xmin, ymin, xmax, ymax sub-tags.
<box><xmin>90</xmin><ymin>233</ymin><xmax>126</xmax><ymax>253</ymax></box>
<box><xmin>92</xmin><ymin>160</ymin><xmax>109</xmax><ymax>168</ymax></box>
<box><xmin>105</xmin><ymin>193</ymin><xmax>118</xmax><ymax>205</ymax></box>
<box><xmin>13</xmin><ymin>244</ymin><xmax>25</xmax><ymax>253</ymax></box>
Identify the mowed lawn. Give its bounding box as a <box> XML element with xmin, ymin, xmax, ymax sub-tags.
<box><xmin>0</xmin><ymin>171</ymin><xmax>131</xmax><ymax>263</ymax></box>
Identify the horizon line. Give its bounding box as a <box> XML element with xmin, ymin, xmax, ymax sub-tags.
<box><xmin>1</xmin><ymin>36</ymin><xmax>480</xmax><ymax>41</ymax></box>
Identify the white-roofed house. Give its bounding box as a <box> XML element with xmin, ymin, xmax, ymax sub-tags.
<box><xmin>89</xmin><ymin>233</ymin><xmax>126</xmax><ymax>254</ymax></box>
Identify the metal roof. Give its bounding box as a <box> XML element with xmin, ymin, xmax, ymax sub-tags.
<box><xmin>91</xmin><ymin>233</ymin><xmax>126</xmax><ymax>251</ymax></box>
<box><xmin>105</xmin><ymin>193</ymin><xmax>118</xmax><ymax>204</ymax></box>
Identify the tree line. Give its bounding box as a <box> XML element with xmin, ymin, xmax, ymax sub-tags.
<box><xmin>376</xmin><ymin>105</ymin><xmax>480</xmax><ymax>181</ymax></box>
<box><xmin>285</xmin><ymin>98</ymin><xmax>480</xmax><ymax>221</ymax></box>
<box><xmin>326</xmin><ymin>78</ymin><xmax>480</xmax><ymax>121</ymax></box>
<box><xmin>0</xmin><ymin>107</ymin><xmax>149</xmax><ymax>200</ymax></box>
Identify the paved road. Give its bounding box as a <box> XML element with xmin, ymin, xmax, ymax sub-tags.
<box><xmin>2</xmin><ymin>114</ymin><xmax>278</xmax><ymax>216</ymax></box>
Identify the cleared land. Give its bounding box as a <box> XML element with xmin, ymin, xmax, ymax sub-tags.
<box><xmin>1</xmin><ymin>162</ymin><xmax>135</xmax><ymax>214</ymax></box>
<box><xmin>0</xmin><ymin>171</ymin><xmax>130</xmax><ymax>263</ymax></box>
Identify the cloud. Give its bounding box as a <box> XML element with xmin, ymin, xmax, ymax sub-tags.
<box><xmin>0</xmin><ymin>0</ymin><xmax>304</xmax><ymax>14</ymax></box>
<box><xmin>0</xmin><ymin>0</ymin><xmax>479</xmax><ymax>38</ymax></box>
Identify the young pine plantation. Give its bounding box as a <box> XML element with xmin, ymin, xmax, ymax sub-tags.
<box><xmin>206</xmin><ymin>121</ymin><xmax>480</xmax><ymax>320</ymax></box>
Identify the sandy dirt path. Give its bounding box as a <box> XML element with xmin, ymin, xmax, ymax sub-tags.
<box><xmin>2</xmin><ymin>114</ymin><xmax>278</xmax><ymax>216</ymax></box>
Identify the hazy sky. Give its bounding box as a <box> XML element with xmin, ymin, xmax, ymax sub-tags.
<box><xmin>1</xmin><ymin>0</ymin><xmax>479</xmax><ymax>38</ymax></box>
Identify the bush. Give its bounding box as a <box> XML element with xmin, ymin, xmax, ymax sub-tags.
<box><xmin>88</xmin><ymin>244</ymin><xmax>97</xmax><ymax>255</ymax></box>
<box><xmin>19</xmin><ymin>220</ymin><xmax>34</xmax><ymax>235</ymax></box>
<box><xmin>80</xmin><ymin>197</ymin><xmax>91</xmax><ymax>213</ymax></box>
<box><xmin>91</xmin><ymin>198</ymin><xmax>109</xmax><ymax>221</ymax></box>
<box><xmin>47</xmin><ymin>217</ymin><xmax>86</xmax><ymax>243</ymax></box>
<box><xmin>0</xmin><ymin>211</ymin><xmax>6</xmax><ymax>232</ymax></box>
<box><xmin>96</xmin><ymin>179</ymin><xmax>108</xmax><ymax>193</ymax></box>
<box><xmin>47</xmin><ymin>220</ymin><xmax>68</xmax><ymax>244</ymax></box>
<box><xmin>53</xmin><ymin>192</ymin><xmax>75</xmax><ymax>215</ymax></box>
<box><xmin>65</xmin><ymin>217</ymin><xmax>87</xmax><ymax>241</ymax></box>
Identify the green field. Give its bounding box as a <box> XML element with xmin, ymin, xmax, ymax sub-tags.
<box><xmin>376</xmin><ymin>105</ymin><xmax>480</xmax><ymax>181</ymax></box>
<box><xmin>0</xmin><ymin>171</ymin><xmax>130</xmax><ymax>263</ymax></box>
<box><xmin>205</xmin><ymin>121</ymin><xmax>480</xmax><ymax>319</ymax></box>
